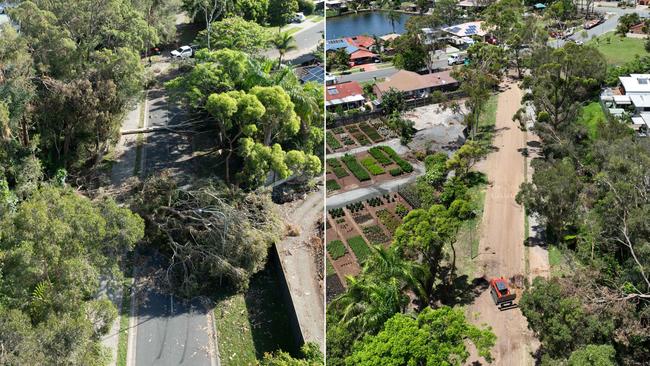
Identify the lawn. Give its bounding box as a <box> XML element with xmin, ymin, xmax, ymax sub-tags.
<box><xmin>587</xmin><ymin>34</ymin><xmax>648</xmax><ymax>65</ymax></box>
<box><xmin>214</xmin><ymin>263</ymin><xmax>295</xmax><ymax>365</ymax></box>
<box><xmin>452</xmin><ymin>183</ymin><xmax>487</xmax><ymax>278</ymax></box>
<box><xmin>578</xmin><ymin>101</ymin><xmax>606</xmax><ymax>140</ymax></box>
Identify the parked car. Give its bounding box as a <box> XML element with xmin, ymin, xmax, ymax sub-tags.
<box><xmin>293</xmin><ymin>12</ymin><xmax>306</xmax><ymax>23</ymax></box>
<box><xmin>170</xmin><ymin>45</ymin><xmax>197</xmax><ymax>59</ymax></box>
<box><xmin>448</xmin><ymin>53</ymin><xmax>466</xmax><ymax>66</ymax></box>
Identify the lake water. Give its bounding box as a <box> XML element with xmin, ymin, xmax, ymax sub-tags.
<box><xmin>326</xmin><ymin>11</ymin><xmax>415</xmax><ymax>39</ymax></box>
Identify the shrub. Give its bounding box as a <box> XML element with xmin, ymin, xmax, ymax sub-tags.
<box><xmin>363</xmin><ymin>225</ymin><xmax>390</xmax><ymax>244</ymax></box>
<box><xmin>368</xmin><ymin>147</ymin><xmax>393</xmax><ymax>165</ymax></box>
<box><xmin>380</xmin><ymin>146</ymin><xmax>414</xmax><ymax>173</ymax></box>
<box><xmin>361</xmin><ymin>157</ymin><xmax>385</xmax><ymax>175</ymax></box>
<box><xmin>395</xmin><ymin>203</ymin><xmax>409</xmax><ymax>218</ymax></box>
<box><xmin>327</xmin><ymin>158</ymin><xmax>349</xmax><ymax>178</ymax></box>
<box><xmin>389</xmin><ymin>167</ymin><xmax>403</xmax><ymax>176</ymax></box>
<box><xmin>329</xmin><ymin>208</ymin><xmax>345</xmax><ymax>218</ymax></box>
<box><xmin>377</xmin><ymin>209</ymin><xmax>401</xmax><ymax>234</ymax></box>
<box><xmin>326</xmin><ymin>179</ymin><xmax>341</xmax><ymax>191</ymax></box>
<box><xmin>326</xmin><ymin>131</ymin><xmax>342</xmax><ymax>150</ymax></box>
<box><xmin>366</xmin><ymin>197</ymin><xmax>383</xmax><ymax>207</ymax></box>
<box><xmin>346</xmin><ymin>201</ymin><xmax>364</xmax><ymax>213</ymax></box>
<box><xmin>341</xmin><ymin>155</ymin><xmax>371</xmax><ymax>181</ymax></box>
<box><xmin>327</xmin><ymin>240</ymin><xmax>347</xmax><ymax>260</ymax></box>
<box><xmin>347</xmin><ymin>236</ymin><xmax>372</xmax><ymax>263</ymax></box>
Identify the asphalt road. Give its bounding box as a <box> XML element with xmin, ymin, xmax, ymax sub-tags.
<box><xmin>128</xmin><ymin>83</ymin><xmax>217</xmax><ymax>366</ymax></box>
<box><xmin>134</xmin><ymin>289</ymin><xmax>216</xmax><ymax>366</ymax></box>
<box><xmin>265</xmin><ymin>20</ymin><xmax>324</xmax><ymax>61</ymax></box>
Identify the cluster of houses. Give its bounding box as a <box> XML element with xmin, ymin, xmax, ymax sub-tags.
<box><xmin>325</xmin><ymin>69</ymin><xmax>459</xmax><ymax>112</ymax></box>
<box><xmin>601</xmin><ymin>73</ymin><xmax>650</xmax><ymax>135</ymax></box>
<box><xmin>325</xmin><ymin>35</ymin><xmax>382</xmax><ymax>67</ymax></box>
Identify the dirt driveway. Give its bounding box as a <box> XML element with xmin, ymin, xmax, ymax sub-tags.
<box><xmin>465</xmin><ymin>82</ymin><xmax>541</xmax><ymax>366</ymax></box>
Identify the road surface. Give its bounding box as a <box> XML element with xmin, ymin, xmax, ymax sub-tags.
<box><xmin>335</xmin><ymin>59</ymin><xmax>449</xmax><ymax>83</ymax></box>
<box><xmin>265</xmin><ymin>20</ymin><xmax>324</xmax><ymax>61</ymax></box>
<box><xmin>466</xmin><ymin>82</ymin><xmax>542</xmax><ymax>366</ymax></box>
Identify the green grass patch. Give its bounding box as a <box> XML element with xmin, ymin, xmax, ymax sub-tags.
<box><xmin>577</xmin><ymin>101</ymin><xmax>606</xmax><ymax>140</ymax></box>
<box><xmin>587</xmin><ymin>34</ymin><xmax>648</xmax><ymax>65</ymax></box>
<box><xmin>548</xmin><ymin>245</ymin><xmax>562</xmax><ymax>268</ymax></box>
<box><xmin>326</xmin><ymin>179</ymin><xmax>341</xmax><ymax>191</ymax></box>
<box><xmin>116</xmin><ymin>282</ymin><xmax>132</xmax><ymax>366</ymax></box>
<box><xmin>326</xmin><ymin>131</ymin><xmax>343</xmax><ymax>150</ymax></box>
<box><xmin>326</xmin><ymin>258</ymin><xmax>336</xmax><ymax>276</ymax></box>
<box><xmin>341</xmin><ymin>154</ymin><xmax>371</xmax><ymax>181</ymax></box>
<box><xmin>453</xmin><ymin>184</ymin><xmax>486</xmax><ymax>278</ymax></box>
<box><xmin>347</xmin><ymin>236</ymin><xmax>372</xmax><ymax>264</ymax></box>
<box><xmin>327</xmin><ymin>158</ymin><xmax>350</xmax><ymax>178</ymax></box>
<box><xmin>380</xmin><ymin>146</ymin><xmax>413</xmax><ymax>173</ymax></box>
<box><xmin>368</xmin><ymin>147</ymin><xmax>392</xmax><ymax>165</ymax></box>
<box><xmin>360</xmin><ymin>157</ymin><xmax>385</xmax><ymax>175</ymax></box>
<box><xmin>328</xmin><ymin>240</ymin><xmax>348</xmax><ymax>260</ymax></box>
<box><xmin>214</xmin><ymin>264</ymin><xmax>295</xmax><ymax>365</ymax></box>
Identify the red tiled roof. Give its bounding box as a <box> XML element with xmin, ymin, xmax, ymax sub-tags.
<box><xmin>326</xmin><ymin>81</ymin><xmax>364</xmax><ymax>101</ymax></box>
<box><xmin>376</xmin><ymin>70</ymin><xmax>458</xmax><ymax>94</ymax></box>
<box><xmin>346</xmin><ymin>35</ymin><xmax>375</xmax><ymax>49</ymax></box>
<box><xmin>350</xmin><ymin>49</ymin><xmax>377</xmax><ymax>60</ymax></box>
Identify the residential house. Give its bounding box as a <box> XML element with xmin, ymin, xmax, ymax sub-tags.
<box><xmin>601</xmin><ymin>73</ymin><xmax>650</xmax><ymax>135</ymax></box>
<box><xmin>441</xmin><ymin>21</ymin><xmax>487</xmax><ymax>47</ymax></box>
<box><xmin>325</xmin><ymin>37</ymin><xmax>379</xmax><ymax>66</ymax></box>
<box><xmin>294</xmin><ymin>65</ymin><xmax>325</xmax><ymax>84</ymax></box>
<box><xmin>374</xmin><ymin>70</ymin><xmax>459</xmax><ymax>100</ymax></box>
<box><xmin>326</xmin><ymin>81</ymin><xmax>366</xmax><ymax>111</ymax></box>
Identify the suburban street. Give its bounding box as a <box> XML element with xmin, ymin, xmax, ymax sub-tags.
<box><xmin>265</xmin><ymin>20</ymin><xmax>324</xmax><ymax>60</ymax></box>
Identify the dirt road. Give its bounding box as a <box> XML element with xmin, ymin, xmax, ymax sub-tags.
<box><xmin>466</xmin><ymin>82</ymin><xmax>540</xmax><ymax>366</ymax></box>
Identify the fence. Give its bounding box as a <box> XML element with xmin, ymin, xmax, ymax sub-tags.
<box><xmin>327</xmin><ymin>90</ymin><xmax>468</xmax><ymax>128</ymax></box>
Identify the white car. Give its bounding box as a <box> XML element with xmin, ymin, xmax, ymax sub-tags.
<box><xmin>448</xmin><ymin>54</ymin><xmax>465</xmax><ymax>66</ymax></box>
<box><xmin>293</xmin><ymin>12</ymin><xmax>306</xmax><ymax>23</ymax></box>
<box><xmin>171</xmin><ymin>45</ymin><xmax>193</xmax><ymax>59</ymax></box>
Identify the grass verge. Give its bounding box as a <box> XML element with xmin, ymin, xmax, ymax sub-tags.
<box><xmin>214</xmin><ymin>264</ymin><xmax>294</xmax><ymax>365</ymax></box>
<box><xmin>453</xmin><ymin>184</ymin><xmax>486</xmax><ymax>278</ymax></box>
<box><xmin>116</xmin><ymin>280</ymin><xmax>132</xmax><ymax>366</ymax></box>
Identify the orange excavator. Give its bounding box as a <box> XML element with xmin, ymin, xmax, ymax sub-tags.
<box><xmin>489</xmin><ymin>277</ymin><xmax>517</xmax><ymax>310</ymax></box>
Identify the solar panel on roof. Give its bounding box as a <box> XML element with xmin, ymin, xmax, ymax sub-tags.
<box><xmin>450</xmin><ymin>27</ymin><xmax>461</xmax><ymax>33</ymax></box>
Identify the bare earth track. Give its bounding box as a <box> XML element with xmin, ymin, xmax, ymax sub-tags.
<box><xmin>465</xmin><ymin>82</ymin><xmax>543</xmax><ymax>365</ymax></box>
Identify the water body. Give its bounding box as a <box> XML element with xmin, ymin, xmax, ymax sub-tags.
<box><xmin>326</xmin><ymin>11</ymin><xmax>415</xmax><ymax>39</ymax></box>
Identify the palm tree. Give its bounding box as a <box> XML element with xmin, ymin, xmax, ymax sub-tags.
<box><xmin>387</xmin><ymin>9</ymin><xmax>401</xmax><ymax>33</ymax></box>
<box><xmin>271</xmin><ymin>32</ymin><xmax>297</xmax><ymax>68</ymax></box>
<box><xmin>363</xmin><ymin>245</ymin><xmax>430</xmax><ymax>303</ymax></box>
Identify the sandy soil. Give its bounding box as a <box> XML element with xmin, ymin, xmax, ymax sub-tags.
<box><xmin>466</xmin><ymin>82</ymin><xmax>541</xmax><ymax>366</ymax></box>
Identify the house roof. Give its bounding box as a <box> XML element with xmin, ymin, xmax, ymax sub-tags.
<box><xmin>350</xmin><ymin>49</ymin><xmax>377</xmax><ymax>60</ymax></box>
<box><xmin>376</xmin><ymin>70</ymin><xmax>458</xmax><ymax>94</ymax></box>
<box><xmin>325</xmin><ymin>81</ymin><xmax>365</xmax><ymax>106</ymax></box>
<box><xmin>620</xmin><ymin>74</ymin><xmax>650</xmax><ymax>94</ymax></box>
<box><xmin>380</xmin><ymin>33</ymin><xmax>400</xmax><ymax>41</ymax></box>
<box><xmin>294</xmin><ymin>65</ymin><xmax>324</xmax><ymax>84</ymax></box>
<box><xmin>346</xmin><ymin>35</ymin><xmax>375</xmax><ymax>49</ymax></box>
<box><xmin>325</xmin><ymin>38</ymin><xmax>359</xmax><ymax>54</ymax></box>
<box><xmin>442</xmin><ymin>21</ymin><xmax>486</xmax><ymax>37</ymax></box>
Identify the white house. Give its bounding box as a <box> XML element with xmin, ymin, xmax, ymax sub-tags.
<box><xmin>601</xmin><ymin>74</ymin><xmax>650</xmax><ymax>135</ymax></box>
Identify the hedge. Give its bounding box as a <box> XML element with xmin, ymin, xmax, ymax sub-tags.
<box><xmin>326</xmin><ymin>131</ymin><xmax>342</xmax><ymax>150</ymax></box>
<box><xmin>327</xmin><ymin>240</ymin><xmax>347</xmax><ymax>260</ymax></box>
<box><xmin>368</xmin><ymin>147</ymin><xmax>392</xmax><ymax>165</ymax></box>
<box><xmin>347</xmin><ymin>236</ymin><xmax>372</xmax><ymax>263</ymax></box>
<box><xmin>360</xmin><ymin>157</ymin><xmax>385</xmax><ymax>176</ymax></box>
<box><xmin>389</xmin><ymin>167</ymin><xmax>403</xmax><ymax>176</ymax></box>
<box><xmin>380</xmin><ymin>146</ymin><xmax>414</xmax><ymax>173</ymax></box>
<box><xmin>327</xmin><ymin>158</ymin><xmax>349</xmax><ymax>178</ymax></box>
<box><xmin>341</xmin><ymin>154</ymin><xmax>370</xmax><ymax>181</ymax></box>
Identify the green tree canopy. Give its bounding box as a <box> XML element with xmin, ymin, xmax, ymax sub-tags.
<box><xmin>345</xmin><ymin>306</ymin><xmax>495</xmax><ymax>366</ymax></box>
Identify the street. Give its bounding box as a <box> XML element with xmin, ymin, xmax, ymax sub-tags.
<box><xmin>265</xmin><ymin>20</ymin><xmax>324</xmax><ymax>61</ymax></box>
